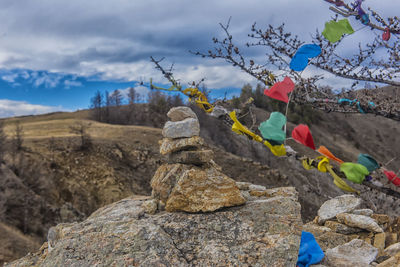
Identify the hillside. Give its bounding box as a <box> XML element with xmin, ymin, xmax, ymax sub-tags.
<box><xmin>1</xmin><ymin>102</ymin><xmax>400</xmax><ymax>265</ymax></box>
<box><xmin>0</xmin><ymin>110</ymin><xmax>288</xmax><ymax>265</ymax></box>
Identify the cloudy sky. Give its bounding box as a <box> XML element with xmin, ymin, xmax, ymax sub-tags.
<box><xmin>0</xmin><ymin>0</ymin><xmax>398</xmax><ymax>117</ymax></box>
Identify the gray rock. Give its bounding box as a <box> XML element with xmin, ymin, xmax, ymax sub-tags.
<box><xmin>6</xmin><ymin>193</ymin><xmax>303</xmax><ymax>267</ymax></box>
<box><xmin>159</xmin><ymin>136</ymin><xmax>205</xmax><ymax>155</ymax></box>
<box><xmin>162</xmin><ymin>118</ymin><xmax>200</xmax><ymax>139</ymax></box>
<box><xmin>248</xmin><ymin>184</ymin><xmax>266</xmax><ymax>191</ymax></box>
<box><xmin>336</xmin><ymin>213</ymin><xmax>383</xmax><ymax>233</ymax></box>
<box><xmin>210</xmin><ymin>105</ymin><xmax>228</xmax><ymax>118</ymax></box>
<box><xmin>384</xmin><ymin>242</ymin><xmax>400</xmax><ymax>257</ymax></box>
<box><xmin>167</xmin><ymin>106</ymin><xmax>198</xmax><ymax>122</ymax></box>
<box><xmin>352</xmin><ymin>209</ymin><xmax>374</xmax><ymax>216</ymax></box>
<box><xmin>317</xmin><ymin>195</ymin><xmax>363</xmax><ymax>224</ymax></box>
<box><xmin>324</xmin><ymin>220</ymin><xmax>363</xmax><ymax>235</ymax></box>
<box><xmin>264</xmin><ymin>187</ymin><xmax>299</xmax><ymax>199</ymax></box>
<box><xmin>236</xmin><ymin>181</ymin><xmax>252</xmax><ymax>190</ymax></box>
<box><xmin>324</xmin><ymin>239</ymin><xmax>378</xmax><ymax>266</ymax></box>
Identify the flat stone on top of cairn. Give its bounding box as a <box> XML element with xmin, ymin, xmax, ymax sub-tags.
<box><xmin>167</xmin><ymin>106</ymin><xmax>198</xmax><ymax>122</ymax></box>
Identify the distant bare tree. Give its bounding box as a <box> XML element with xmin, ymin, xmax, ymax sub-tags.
<box><xmin>148</xmin><ymin>90</ymin><xmax>169</xmax><ymax>114</ymax></box>
<box><xmin>104</xmin><ymin>90</ymin><xmax>111</xmax><ymax>123</ymax></box>
<box><xmin>171</xmin><ymin>94</ymin><xmax>184</xmax><ymax>106</ymax></box>
<box><xmin>90</xmin><ymin>90</ymin><xmax>103</xmax><ymax>121</ymax></box>
<box><xmin>110</xmin><ymin>89</ymin><xmax>123</xmax><ymax>107</ymax></box>
<box><xmin>69</xmin><ymin>122</ymin><xmax>92</xmax><ymax>150</ymax></box>
<box><xmin>127</xmin><ymin>87</ymin><xmax>137</xmax><ymax>105</ymax></box>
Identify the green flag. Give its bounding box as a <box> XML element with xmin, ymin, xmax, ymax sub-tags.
<box><xmin>340</xmin><ymin>162</ymin><xmax>369</xmax><ymax>184</ymax></box>
<box><xmin>357</xmin><ymin>154</ymin><xmax>379</xmax><ymax>172</ymax></box>
<box><xmin>259</xmin><ymin>112</ymin><xmax>286</xmax><ymax>144</ymax></box>
<box><xmin>322</xmin><ymin>19</ymin><xmax>354</xmax><ymax>43</ymax></box>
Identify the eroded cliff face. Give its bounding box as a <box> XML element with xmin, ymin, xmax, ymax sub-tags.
<box><xmin>6</xmin><ymin>186</ymin><xmax>302</xmax><ymax>267</ymax></box>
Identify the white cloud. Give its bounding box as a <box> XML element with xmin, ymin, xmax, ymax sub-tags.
<box><xmin>0</xmin><ymin>0</ymin><xmax>397</xmax><ymax>90</ymax></box>
<box><xmin>0</xmin><ymin>99</ymin><xmax>64</xmax><ymax>118</ymax></box>
<box><xmin>1</xmin><ymin>73</ymin><xmax>18</xmax><ymax>83</ymax></box>
<box><xmin>32</xmin><ymin>73</ymin><xmax>62</xmax><ymax>88</ymax></box>
<box><xmin>64</xmin><ymin>79</ymin><xmax>82</xmax><ymax>88</ymax></box>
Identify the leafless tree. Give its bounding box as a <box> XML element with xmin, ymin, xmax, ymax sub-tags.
<box><xmin>192</xmin><ymin>2</ymin><xmax>400</xmax><ymax>120</ymax></box>
<box><xmin>90</xmin><ymin>90</ymin><xmax>103</xmax><ymax>121</ymax></box>
<box><xmin>110</xmin><ymin>89</ymin><xmax>123</xmax><ymax>107</ymax></box>
<box><xmin>127</xmin><ymin>87</ymin><xmax>137</xmax><ymax>105</ymax></box>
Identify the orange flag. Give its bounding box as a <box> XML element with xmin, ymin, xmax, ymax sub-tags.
<box><xmin>317</xmin><ymin>146</ymin><xmax>344</xmax><ymax>164</ymax></box>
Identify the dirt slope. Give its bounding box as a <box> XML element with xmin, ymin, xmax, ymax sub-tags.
<box><xmin>0</xmin><ymin>112</ymin><xmax>286</xmax><ymax>265</ymax></box>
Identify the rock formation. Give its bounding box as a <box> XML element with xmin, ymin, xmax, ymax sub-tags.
<box><xmin>152</xmin><ymin>106</ymin><xmax>245</xmax><ymax>213</ymax></box>
<box><xmin>304</xmin><ymin>194</ymin><xmax>400</xmax><ymax>266</ymax></box>
<box><xmin>6</xmin><ymin>184</ymin><xmax>303</xmax><ymax>266</ymax></box>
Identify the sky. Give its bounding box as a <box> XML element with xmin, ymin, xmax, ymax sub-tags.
<box><xmin>0</xmin><ymin>0</ymin><xmax>398</xmax><ymax>118</ymax></box>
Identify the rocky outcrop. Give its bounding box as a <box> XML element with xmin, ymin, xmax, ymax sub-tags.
<box><xmin>6</xmin><ymin>184</ymin><xmax>303</xmax><ymax>267</ymax></box>
<box><xmin>305</xmin><ymin>195</ymin><xmax>400</xmax><ymax>266</ymax></box>
<box><xmin>151</xmin><ymin>106</ymin><xmax>245</xmax><ymax>213</ymax></box>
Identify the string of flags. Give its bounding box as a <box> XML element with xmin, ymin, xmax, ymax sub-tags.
<box><xmin>233</xmin><ymin>0</ymin><xmax>399</xmax><ymax>191</ymax></box>
<box><xmin>149</xmin><ymin>0</ymin><xmax>400</xmax><ymax>196</ymax></box>
<box><xmin>323</xmin><ymin>0</ymin><xmax>394</xmax><ymax>42</ymax></box>
<box><xmin>150</xmin><ymin>78</ymin><xmax>214</xmax><ymax>113</ymax></box>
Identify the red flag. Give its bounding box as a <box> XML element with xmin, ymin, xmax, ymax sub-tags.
<box><xmin>292</xmin><ymin>124</ymin><xmax>316</xmax><ymax>150</ymax></box>
<box><xmin>264</xmin><ymin>76</ymin><xmax>295</xmax><ymax>103</ymax></box>
<box><xmin>382</xmin><ymin>28</ymin><xmax>391</xmax><ymax>41</ymax></box>
<box><xmin>384</xmin><ymin>170</ymin><xmax>400</xmax><ymax>186</ymax></box>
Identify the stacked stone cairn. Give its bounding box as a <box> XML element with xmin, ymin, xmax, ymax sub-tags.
<box><xmin>303</xmin><ymin>194</ymin><xmax>400</xmax><ymax>266</ymax></box>
<box><xmin>149</xmin><ymin>106</ymin><xmax>246</xmax><ymax>213</ymax></box>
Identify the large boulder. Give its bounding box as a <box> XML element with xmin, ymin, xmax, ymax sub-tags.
<box><xmin>151</xmin><ymin>163</ymin><xmax>245</xmax><ymax>212</ymax></box>
<box><xmin>6</xmin><ymin>192</ymin><xmax>303</xmax><ymax>266</ymax></box>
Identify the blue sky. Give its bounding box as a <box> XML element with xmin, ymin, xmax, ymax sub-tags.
<box><xmin>0</xmin><ymin>0</ymin><xmax>398</xmax><ymax>117</ymax></box>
